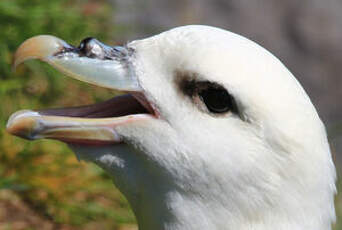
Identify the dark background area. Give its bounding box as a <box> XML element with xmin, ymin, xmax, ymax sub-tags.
<box><xmin>0</xmin><ymin>0</ymin><xmax>341</xmax><ymax>229</ymax></box>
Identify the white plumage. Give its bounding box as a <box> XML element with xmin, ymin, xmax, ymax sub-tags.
<box><xmin>8</xmin><ymin>25</ymin><xmax>336</xmax><ymax>230</ymax></box>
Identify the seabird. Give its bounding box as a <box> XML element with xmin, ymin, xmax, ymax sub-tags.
<box><xmin>7</xmin><ymin>25</ymin><xmax>336</xmax><ymax>230</ymax></box>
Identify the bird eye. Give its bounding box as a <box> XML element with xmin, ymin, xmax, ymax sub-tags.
<box><xmin>176</xmin><ymin>72</ymin><xmax>238</xmax><ymax>115</ymax></box>
<box><xmin>198</xmin><ymin>85</ymin><xmax>236</xmax><ymax>114</ymax></box>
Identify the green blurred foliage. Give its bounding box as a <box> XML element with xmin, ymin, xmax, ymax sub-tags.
<box><xmin>0</xmin><ymin>0</ymin><xmax>135</xmax><ymax>229</ymax></box>
<box><xmin>0</xmin><ymin>1</ymin><xmax>341</xmax><ymax>229</ymax></box>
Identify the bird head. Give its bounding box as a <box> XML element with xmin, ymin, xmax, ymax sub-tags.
<box><xmin>7</xmin><ymin>25</ymin><xmax>336</xmax><ymax>230</ymax></box>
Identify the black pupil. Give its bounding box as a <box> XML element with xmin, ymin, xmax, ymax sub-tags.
<box><xmin>199</xmin><ymin>88</ymin><xmax>233</xmax><ymax>113</ymax></box>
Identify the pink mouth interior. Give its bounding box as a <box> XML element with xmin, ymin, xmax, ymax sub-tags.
<box><xmin>39</xmin><ymin>93</ymin><xmax>152</xmax><ymax>118</ymax></box>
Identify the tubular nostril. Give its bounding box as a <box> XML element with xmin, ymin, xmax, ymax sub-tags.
<box><xmin>79</xmin><ymin>37</ymin><xmax>95</xmax><ymax>51</ymax></box>
<box><xmin>78</xmin><ymin>37</ymin><xmax>105</xmax><ymax>59</ymax></box>
<box><xmin>76</xmin><ymin>37</ymin><xmax>128</xmax><ymax>60</ymax></box>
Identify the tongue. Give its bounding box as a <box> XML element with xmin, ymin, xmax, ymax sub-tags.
<box><xmin>39</xmin><ymin>94</ymin><xmax>148</xmax><ymax>118</ymax></box>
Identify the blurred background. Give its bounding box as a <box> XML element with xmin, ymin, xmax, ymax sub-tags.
<box><xmin>0</xmin><ymin>0</ymin><xmax>341</xmax><ymax>229</ymax></box>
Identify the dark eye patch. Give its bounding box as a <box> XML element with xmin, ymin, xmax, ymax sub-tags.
<box><xmin>178</xmin><ymin>76</ymin><xmax>238</xmax><ymax>115</ymax></box>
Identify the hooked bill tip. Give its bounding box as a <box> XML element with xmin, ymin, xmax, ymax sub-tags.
<box><xmin>6</xmin><ymin>110</ymin><xmax>40</xmax><ymax>139</ymax></box>
<box><xmin>13</xmin><ymin>35</ymin><xmax>69</xmax><ymax>71</ymax></box>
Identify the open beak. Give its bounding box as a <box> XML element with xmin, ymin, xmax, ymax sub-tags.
<box><xmin>7</xmin><ymin>35</ymin><xmax>155</xmax><ymax>145</ymax></box>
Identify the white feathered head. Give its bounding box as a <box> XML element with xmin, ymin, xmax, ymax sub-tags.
<box><xmin>7</xmin><ymin>25</ymin><xmax>336</xmax><ymax>230</ymax></box>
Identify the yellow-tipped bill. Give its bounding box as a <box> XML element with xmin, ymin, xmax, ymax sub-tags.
<box><xmin>13</xmin><ymin>35</ymin><xmax>140</xmax><ymax>91</ymax></box>
<box><xmin>7</xmin><ymin>35</ymin><xmax>155</xmax><ymax>145</ymax></box>
<box><xmin>13</xmin><ymin>35</ymin><xmax>69</xmax><ymax>69</ymax></box>
<box><xmin>7</xmin><ymin>110</ymin><xmax>150</xmax><ymax>145</ymax></box>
